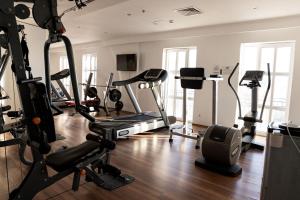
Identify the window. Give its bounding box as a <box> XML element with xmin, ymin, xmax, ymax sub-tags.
<box><xmin>163</xmin><ymin>47</ymin><xmax>197</xmax><ymax>122</ymax></box>
<box><xmin>59</xmin><ymin>55</ymin><xmax>71</xmax><ymax>93</ymax></box>
<box><xmin>239</xmin><ymin>42</ymin><xmax>295</xmax><ymax>132</ymax></box>
<box><xmin>82</xmin><ymin>53</ymin><xmax>98</xmax><ymax>99</ymax></box>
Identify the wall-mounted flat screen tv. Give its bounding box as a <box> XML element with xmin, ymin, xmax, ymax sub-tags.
<box><xmin>117</xmin><ymin>54</ymin><xmax>137</xmax><ymax>71</ymax></box>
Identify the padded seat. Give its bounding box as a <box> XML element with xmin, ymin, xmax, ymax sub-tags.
<box><xmin>180</xmin><ymin>68</ymin><xmax>205</xmax><ymax>89</ymax></box>
<box><xmin>46</xmin><ymin>140</ymin><xmax>102</xmax><ymax>172</ymax></box>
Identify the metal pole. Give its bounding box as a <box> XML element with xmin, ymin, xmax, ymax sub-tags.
<box><xmin>51</xmin><ymin>83</ymin><xmax>61</xmax><ymax>99</ymax></box>
<box><xmin>183</xmin><ymin>88</ymin><xmax>187</xmax><ymax>125</ymax></box>
<box><xmin>151</xmin><ymin>86</ymin><xmax>169</xmax><ymax>126</ymax></box>
<box><xmin>125</xmin><ymin>84</ymin><xmax>142</xmax><ymax>113</ymax></box>
<box><xmin>103</xmin><ymin>73</ymin><xmax>114</xmax><ymax>115</ymax></box>
<box><xmin>44</xmin><ymin>41</ymin><xmax>51</xmax><ymax>100</ymax></box>
<box><xmin>251</xmin><ymin>87</ymin><xmax>258</xmax><ymax>113</ymax></box>
<box><xmin>212</xmin><ymin>81</ymin><xmax>218</xmax><ymax>125</ymax></box>
<box><xmin>56</xmin><ymin>79</ymin><xmax>72</xmax><ymax>100</ymax></box>
<box><xmin>61</xmin><ymin>36</ymin><xmax>80</xmax><ymax>108</ymax></box>
<box><xmin>84</xmin><ymin>72</ymin><xmax>93</xmax><ymax>101</ymax></box>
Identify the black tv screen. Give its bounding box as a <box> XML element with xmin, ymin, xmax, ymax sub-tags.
<box><xmin>117</xmin><ymin>54</ymin><xmax>137</xmax><ymax>71</ymax></box>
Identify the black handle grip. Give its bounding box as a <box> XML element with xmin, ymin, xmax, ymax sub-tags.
<box><xmin>77</xmin><ymin>105</ymin><xmax>95</xmax><ymax>122</ymax></box>
<box><xmin>7</xmin><ymin>110</ymin><xmax>22</xmax><ymax>118</ymax></box>
<box><xmin>1</xmin><ymin>105</ymin><xmax>11</xmax><ymax>112</ymax></box>
<box><xmin>86</xmin><ymin>134</ymin><xmax>100</xmax><ymax>142</ymax></box>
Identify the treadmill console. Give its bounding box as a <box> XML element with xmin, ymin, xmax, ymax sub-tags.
<box><xmin>144</xmin><ymin>69</ymin><xmax>164</xmax><ymax>80</ymax></box>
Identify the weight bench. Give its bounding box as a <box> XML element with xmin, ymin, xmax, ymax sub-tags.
<box><xmin>46</xmin><ymin>140</ymin><xmax>103</xmax><ymax>172</ymax></box>
<box><xmin>10</xmin><ymin>134</ymin><xmax>134</xmax><ymax>200</ymax></box>
<box><xmin>9</xmin><ymin>82</ymin><xmax>134</xmax><ymax>200</ymax></box>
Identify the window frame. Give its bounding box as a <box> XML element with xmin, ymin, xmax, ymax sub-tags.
<box><xmin>162</xmin><ymin>47</ymin><xmax>197</xmax><ymax>121</ymax></box>
<box><xmin>239</xmin><ymin>41</ymin><xmax>295</xmax><ymax>133</ymax></box>
<box><xmin>81</xmin><ymin>53</ymin><xmax>98</xmax><ymax>99</ymax></box>
<box><xmin>59</xmin><ymin>55</ymin><xmax>71</xmax><ymax>94</ymax></box>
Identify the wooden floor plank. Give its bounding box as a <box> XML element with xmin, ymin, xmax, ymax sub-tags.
<box><xmin>0</xmin><ymin>111</ymin><xmax>265</xmax><ymax>200</ymax></box>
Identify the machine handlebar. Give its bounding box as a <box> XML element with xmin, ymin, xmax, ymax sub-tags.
<box><xmin>259</xmin><ymin>63</ymin><xmax>271</xmax><ymax>121</ymax></box>
<box><xmin>228</xmin><ymin>63</ymin><xmax>242</xmax><ymax>118</ymax></box>
<box><xmin>228</xmin><ymin>62</ymin><xmax>271</xmax><ymax>122</ymax></box>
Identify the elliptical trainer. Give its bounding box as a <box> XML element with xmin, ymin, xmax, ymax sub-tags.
<box><xmin>228</xmin><ymin>62</ymin><xmax>271</xmax><ymax>152</ymax></box>
<box><xmin>195</xmin><ymin>63</ymin><xmax>271</xmax><ymax>177</ymax></box>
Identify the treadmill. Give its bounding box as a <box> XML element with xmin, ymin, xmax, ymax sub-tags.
<box><xmin>51</xmin><ymin>69</ymin><xmax>74</xmax><ymax>108</ymax></box>
<box><xmin>89</xmin><ymin>69</ymin><xmax>170</xmax><ymax>140</ymax></box>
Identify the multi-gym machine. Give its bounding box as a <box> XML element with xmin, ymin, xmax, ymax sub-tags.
<box><xmin>0</xmin><ymin>27</ymin><xmax>32</xmax><ymax>166</ymax></box>
<box><xmin>169</xmin><ymin>67</ymin><xmax>223</xmax><ymax>149</ymax></box>
<box><xmin>0</xmin><ymin>1</ymin><xmax>134</xmax><ymax>199</ymax></box>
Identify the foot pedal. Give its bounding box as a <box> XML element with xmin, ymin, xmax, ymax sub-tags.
<box><xmin>86</xmin><ymin>169</ymin><xmax>135</xmax><ymax>190</ymax></box>
<box><xmin>92</xmin><ymin>174</ymin><xmax>135</xmax><ymax>190</ymax></box>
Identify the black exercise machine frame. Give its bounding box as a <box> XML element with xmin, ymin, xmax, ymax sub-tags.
<box><xmin>0</xmin><ymin>1</ymin><xmax>133</xmax><ymax>199</ymax></box>
<box><xmin>0</xmin><ymin>31</ymin><xmax>32</xmax><ymax>166</ymax></box>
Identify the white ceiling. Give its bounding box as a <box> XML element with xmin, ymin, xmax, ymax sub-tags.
<box><xmin>57</xmin><ymin>0</ymin><xmax>300</xmax><ymax>44</ymax></box>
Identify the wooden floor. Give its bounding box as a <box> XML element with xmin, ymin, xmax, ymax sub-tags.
<box><xmin>0</xmin><ymin>111</ymin><xmax>266</xmax><ymax>200</ymax></box>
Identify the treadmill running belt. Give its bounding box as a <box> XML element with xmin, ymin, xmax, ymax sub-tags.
<box><xmin>115</xmin><ymin>113</ymin><xmax>159</xmax><ymax>122</ymax></box>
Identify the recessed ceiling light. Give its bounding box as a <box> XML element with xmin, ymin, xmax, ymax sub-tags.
<box><xmin>169</xmin><ymin>20</ymin><xmax>174</xmax><ymax>24</ymax></box>
<box><xmin>152</xmin><ymin>19</ymin><xmax>164</xmax><ymax>25</ymax></box>
<box><xmin>253</xmin><ymin>7</ymin><xmax>258</xmax><ymax>10</ymax></box>
<box><xmin>127</xmin><ymin>13</ymin><xmax>132</xmax><ymax>16</ymax></box>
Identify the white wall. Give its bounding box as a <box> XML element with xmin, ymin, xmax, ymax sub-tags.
<box><xmin>51</xmin><ymin>16</ymin><xmax>300</xmax><ymax>126</ymax></box>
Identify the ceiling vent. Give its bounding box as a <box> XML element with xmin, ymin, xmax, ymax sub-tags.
<box><xmin>175</xmin><ymin>7</ymin><xmax>202</xmax><ymax>16</ymax></box>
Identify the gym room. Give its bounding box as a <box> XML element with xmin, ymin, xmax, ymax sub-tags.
<box><xmin>0</xmin><ymin>0</ymin><xmax>299</xmax><ymax>199</ymax></box>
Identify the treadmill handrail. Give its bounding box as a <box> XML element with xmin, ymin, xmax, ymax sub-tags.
<box><xmin>113</xmin><ymin>71</ymin><xmax>148</xmax><ymax>86</ymax></box>
<box><xmin>112</xmin><ymin>69</ymin><xmax>168</xmax><ymax>87</ymax></box>
<box><xmin>228</xmin><ymin>63</ymin><xmax>242</xmax><ymax>118</ymax></box>
<box><xmin>175</xmin><ymin>76</ymin><xmax>223</xmax><ymax>81</ymax></box>
<box><xmin>51</xmin><ymin>69</ymin><xmax>70</xmax><ymax>81</ymax></box>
